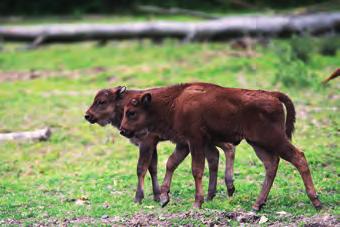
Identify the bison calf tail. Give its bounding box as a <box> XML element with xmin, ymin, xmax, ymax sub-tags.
<box><xmin>322</xmin><ymin>68</ymin><xmax>340</xmax><ymax>84</ymax></box>
<box><xmin>272</xmin><ymin>92</ymin><xmax>296</xmax><ymax>140</ymax></box>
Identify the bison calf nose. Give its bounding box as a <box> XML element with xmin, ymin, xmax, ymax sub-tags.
<box><xmin>84</xmin><ymin>114</ymin><xmax>96</xmax><ymax>124</ymax></box>
<box><xmin>84</xmin><ymin>114</ymin><xmax>90</xmax><ymax>121</ymax></box>
<box><xmin>120</xmin><ymin>128</ymin><xmax>134</xmax><ymax>138</ymax></box>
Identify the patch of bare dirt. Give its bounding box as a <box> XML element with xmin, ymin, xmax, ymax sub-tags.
<box><xmin>1</xmin><ymin>211</ymin><xmax>338</xmax><ymax>226</ymax></box>
<box><xmin>270</xmin><ymin>214</ymin><xmax>339</xmax><ymax>227</ymax></box>
<box><xmin>295</xmin><ymin>214</ymin><xmax>339</xmax><ymax>227</ymax></box>
<box><xmin>0</xmin><ymin>67</ymin><xmax>106</xmax><ymax>82</ymax></box>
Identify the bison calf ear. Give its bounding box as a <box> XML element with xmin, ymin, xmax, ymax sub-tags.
<box><xmin>141</xmin><ymin>93</ymin><xmax>152</xmax><ymax>106</ymax></box>
<box><xmin>116</xmin><ymin>86</ymin><xmax>127</xmax><ymax>99</ymax></box>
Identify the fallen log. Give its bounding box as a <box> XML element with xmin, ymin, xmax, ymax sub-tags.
<box><xmin>0</xmin><ymin>13</ymin><xmax>339</xmax><ymax>44</ymax></box>
<box><xmin>0</xmin><ymin>128</ymin><xmax>51</xmax><ymax>142</ymax></box>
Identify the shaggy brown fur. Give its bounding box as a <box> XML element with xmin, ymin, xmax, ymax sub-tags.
<box><xmin>120</xmin><ymin>82</ymin><xmax>321</xmax><ymax>210</ymax></box>
<box><xmin>85</xmin><ymin>86</ymin><xmax>236</xmax><ymax>204</ymax></box>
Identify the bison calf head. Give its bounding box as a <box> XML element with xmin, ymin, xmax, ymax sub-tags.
<box><xmin>85</xmin><ymin>86</ymin><xmax>126</xmax><ymax>127</ymax></box>
<box><xmin>120</xmin><ymin>93</ymin><xmax>152</xmax><ymax>138</ymax></box>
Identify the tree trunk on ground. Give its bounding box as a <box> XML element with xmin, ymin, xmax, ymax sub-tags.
<box><xmin>0</xmin><ymin>13</ymin><xmax>339</xmax><ymax>44</ymax></box>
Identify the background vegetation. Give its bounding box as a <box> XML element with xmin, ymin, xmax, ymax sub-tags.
<box><xmin>0</xmin><ymin>0</ymin><xmax>331</xmax><ymax>15</ymax></box>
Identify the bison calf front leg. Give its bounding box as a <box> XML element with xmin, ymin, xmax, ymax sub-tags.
<box><xmin>134</xmin><ymin>142</ymin><xmax>156</xmax><ymax>203</ymax></box>
<box><xmin>250</xmin><ymin>144</ymin><xmax>279</xmax><ymax>211</ymax></box>
<box><xmin>148</xmin><ymin>149</ymin><xmax>161</xmax><ymax>201</ymax></box>
<box><xmin>160</xmin><ymin>144</ymin><xmax>190</xmax><ymax>207</ymax></box>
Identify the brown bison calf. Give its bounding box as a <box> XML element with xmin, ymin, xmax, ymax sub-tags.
<box><xmin>84</xmin><ymin>86</ymin><xmax>236</xmax><ymax>204</ymax></box>
<box><xmin>120</xmin><ymin>82</ymin><xmax>322</xmax><ymax>210</ymax></box>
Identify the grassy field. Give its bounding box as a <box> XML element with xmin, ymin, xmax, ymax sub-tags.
<box><xmin>0</xmin><ymin>36</ymin><xmax>339</xmax><ymax>225</ymax></box>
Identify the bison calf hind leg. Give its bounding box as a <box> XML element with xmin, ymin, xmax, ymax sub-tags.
<box><xmin>205</xmin><ymin>145</ymin><xmax>219</xmax><ymax>201</ymax></box>
<box><xmin>189</xmin><ymin>141</ymin><xmax>206</xmax><ymax>209</ymax></box>
<box><xmin>277</xmin><ymin>142</ymin><xmax>322</xmax><ymax>210</ymax></box>
<box><xmin>219</xmin><ymin>143</ymin><xmax>236</xmax><ymax>197</ymax></box>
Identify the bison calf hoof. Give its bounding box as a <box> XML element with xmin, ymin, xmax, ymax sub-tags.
<box><xmin>313</xmin><ymin>201</ymin><xmax>323</xmax><ymax>211</ymax></box>
<box><xmin>312</xmin><ymin>197</ymin><xmax>322</xmax><ymax>211</ymax></box>
<box><xmin>315</xmin><ymin>204</ymin><xmax>323</xmax><ymax>211</ymax></box>
<box><xmin>206</xmin><ymin>193</ymin><xmax>216</xmax><ymax>201</ymax></box>
<box><xmin>153</xmin><ymin>193</ymin><xmax>161</xmax><ymax>202</ymax></box>
<box><xmin>252</xmin><ymin>203</ymin><xmax>265</xmax><ymax>212</ymax></box>
<box><xmin>227</xmin><ymin>186</ymin><xmax>235</xmax><ymax>197</ymax></box>
<box><xmin>134</xmin><ymin>197</ymin><xmax>143</xmax><ymax>204</ymax></box>
<box><xmin>193</xmin><ymin>202</ymin><xmax>202</xmax><ymax>209</ymax></box>
<box><xmin>134</xmin><ymin>192</ymin><xmax>144</xmax><ymax>204</ymax></box>
<box><xmin>159</xmin><ymin>193</ymin><xmax>170</xmax><ymax>207</ymax></box>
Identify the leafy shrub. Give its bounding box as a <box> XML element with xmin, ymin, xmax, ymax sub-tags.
<box><xmin>289</xmin><ymin>35</ymin><xmax>315</xmax><ymax>63</ymax></box>
<box><xmin>0</xmin><ymin>0</ymin><xmax>330</xmax><ymax>16</ymax></box>
<box><xmin>273</xmin><ymin>43</ymin><xmax>317</xmax><ymax>89</ymax></box>
<box><xmin>318</xmin><ymin>35</ymin><xmax>340</xmax><ymax>56</ymax></box>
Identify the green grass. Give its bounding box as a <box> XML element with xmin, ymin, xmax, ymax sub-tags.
<box><xmin>0</xmin><ymin>38</ymin><xmax>339</xmax><ymax>225</ymax></box>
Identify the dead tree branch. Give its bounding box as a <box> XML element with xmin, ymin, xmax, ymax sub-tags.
<box><xmin>0</xmin><ymin>128</ymin><xmax>51</xmax><ymax>142</ymax></box>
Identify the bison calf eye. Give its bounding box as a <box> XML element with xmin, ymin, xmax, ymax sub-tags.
<box><xmin>98</xmin><ymin>100</ymin><xmax>106</xmax><ymax>105</ymax></box>
<box><xmin>127</xmin><ymin>111</ymin><xmax>136</xmax><ymax>119</ymax></box>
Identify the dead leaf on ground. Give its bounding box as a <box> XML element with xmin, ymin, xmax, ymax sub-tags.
<box><xmin>259</xmin><ymin>215</ymin><xmax>268</xmax><ymax>224</ymax></box>
<box><xmin>65</xmin><ymin>196</ymin><xmax>90</xmax><ymax>205</ymax></box>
